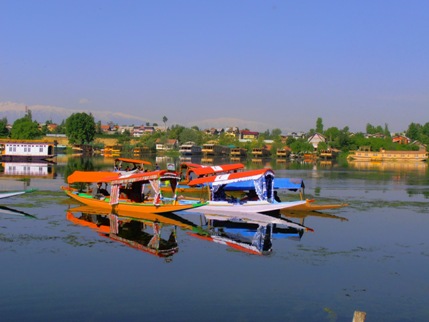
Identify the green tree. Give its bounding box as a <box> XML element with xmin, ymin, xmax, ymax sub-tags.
<box><xmin>324</xmin><ymin>127</ymin><xmax>340</xmax><ymax>143</ymax></box>
<box><xmin>290</xmin><ymin>139</ymin><xmax>313</xmax><ymax>153</ymax></box>
<box><xmin>0</xmin><ymin>117</ymin><xmax>9</xmax><ymax>137</ymax></box>
<box><xmin>286</xmin><ymin>136</ymin><xmax>296</xmax><ymax>146</ymax></box>
<box><xmin>55</xmin><ymin>120</ymin><xmax>66</xmax><ymax>134</ymax></box>
<box><xmin>317</xmin><ymin>141</ymin><xmax>328</xmax><ymax>152</ymax></box>
<box><xmin>65</xmin><ymin>112</ymin><xmax>96</xmax><ymax>144</ymax></box>
<box><xmin>179</xmin><ymin>127</ymin><xmax>203</xmax><ymax>145</ymax></box>
<box><xmin>271</xmin><ymin>128</ymin><xmax>282</xmax><ymax>139</ymax></box>
<box><xmin>168</xmin><ymin>124</ymin><xmax>185</xmax><ymax>141</ymax></box>
<box><xmin>421</xmin><ymin>122</ymin><xmax>429</xmax><ymax>137</ymax></box>
<box><xmin>117</xmin><ymin>129</ymin><xmax>132</xmax><ymax>145</ymax></box>
<box><xmin>366</xmin><ymin>123</ymin><xmax>376</xmax><ymax>134</ymax></box>
<box><xmin>335</xmin><ymin>127</ymin><xmax>351</xmax><ymax>151</ymax></box>
<box><xmin>384</xmin><ymin>123</ymin><xmax>391</xmax><ymax>137</ymax></box>
<box><xmin>406</xmin><ymin>122</ymin><xmax>421</xmax><ymax>141</ymax></box>
<box><xmin>96</xmin><ymin>121</ymin><xmax>102</xmax><ymax>134</ymax></box>
<box><xmin>218</xmin><ymin>132</ymin><xmax>239</xmax><ymax>146</ymax></box>
<box><xmin>316</xmin><ymin>117</ymin><xmax>324</xmax><ymax>133</ymax></box>
<box><xmin>162</xmin><ymin>116</ymin><xmax>168</xmax><ymax>130</ymax></box>
<box><xmin>10</xmin><ymin>114</ymin><xmax>42</xmax><ymax>139</ymax></box>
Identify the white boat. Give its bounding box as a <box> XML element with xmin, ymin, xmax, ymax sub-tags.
<box><xmin>0</xmin><ymin>189</ymin><xmax>35</xmax><ymax>200</ymax></box>
<box><xmin>1</xmin><ymin>141</ymin><xmax>56</xmax><ymax>162</ymax></box>
<box><xmin>179</xmin><ymin>141</ymin><xmax>202</xmax><ymax>155</ymax></box>
<box><xmin>185</xmin><ymin>168</ymin><xmax>307</xmax><ymax>214</ymax></box>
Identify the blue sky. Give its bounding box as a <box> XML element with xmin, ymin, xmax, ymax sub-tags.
<box><xmin>1</xmin><ymin>1</ymin><xmax>428</xmax><ymax>133</ymax></box>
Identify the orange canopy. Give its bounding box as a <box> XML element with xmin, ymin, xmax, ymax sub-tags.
<box><xmin>67</xmin><ymin>171</ymin><xmax>120</xmax><ymax>184</ymax></box>
<box><xmin>109</xmin><ymin>170</ymin><xmax>180</xmax><ymax>185</ymax></box>
<box><xmin>115</xmin><ymin>157</ymin><xmax>152</xmax><ymax>165</ymax></box>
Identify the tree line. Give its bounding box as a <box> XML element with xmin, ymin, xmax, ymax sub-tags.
<box><xmin>1</xmin><ymin>113</ymin><xmax>428</xmax><ymax>154</ymax></box>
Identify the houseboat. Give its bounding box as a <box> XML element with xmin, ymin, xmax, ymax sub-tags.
<box><xmin>303</xmin><ymin>152</ymin><xmax>317</xmax><ymax>162</ymax></box>
<box><xmin>347</xmin><ymin>148</ymin><xmax>428</xmax><ymax>162</ymax></box>
<box><xmin>276</xmin><ymin>148</ymin><xmax>290</xmax><ymax>159</ymax></box>
<box><xmin>202</xmin><ymin>143</ymin><xmax>230</xmax><ymax>156</ymax></box>
<box><xmin>319</xmin><ymin>149</ymin><xmax>338</xmax><ymax>160</ymax></box>
<box><xmin>179</xmin><ymin>141</ymin><xmax>202</xmax><ymax>156</ymax></box>
<box><xmin>230</xmin><ymin>147</ymin><xmax>247</xmax><ymax>159</ymax></box>
<box><xmin>0</xmin><ymin>141</ymin><xmax>56</xmax><ymax>162</ymax></box>
<box><xmin>102</xmin><ymin>145</ymin><xmax>121</xmax><ymax>157</ymax></box>
<box><xmin>251</xmin><ymin>147</ymin><xmax>270</xmax><ymax>158</ymax></box>
<box><xmin>1</xmin><ymin>162</ymin><xmax>55</xmax><ymax>179</ymax></box>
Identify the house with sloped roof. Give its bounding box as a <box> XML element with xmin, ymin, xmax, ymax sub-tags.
<box><xmin>307</xmin><ymin>133</ymin><xmax>326</xmax><ymax>149</ymax></box>
<box><xmin>392</xmin><ymin>135</ymin><xmax>410</xmax><ymax>145</ymax></box>
<box><xmin>155</xmin><ymin>138</ymin><xmax>178</xmax><ymax>151</ymax></box>
<box><xmin>240</xmin><ymin>130</ymin><xmax>259</xmax><ymax>141</ymax></box>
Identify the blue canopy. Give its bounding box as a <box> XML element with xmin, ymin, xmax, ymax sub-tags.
<box><xmin>223</xmin><ymin>177</ymin><xmax>304</xmax><ymax>192</ymax></box>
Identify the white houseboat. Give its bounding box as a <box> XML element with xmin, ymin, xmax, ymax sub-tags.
<box><xmin>0</xmin><ymin>141</ymin><xmax>56</xmax><ymax>162</ymax></box>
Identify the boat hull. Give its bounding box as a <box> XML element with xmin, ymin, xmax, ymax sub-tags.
<box><xmin>0</xmin><ymin>191</ymin><xmax>27</xmax><ymax>199</ymax></box>
<box><xmin>180</xmin><ymin>200</ymin><xmax>307</xmax><ymax>214</ymax></box>
<box><xmin>284</xmin><ymin>199</ymin><xmax>349</xmax><ymax>211</ymax></box>
<box><xmin>0</xmin><ymin>189</ymin><xmax>35</xmax><ymax>200</ymax></box>
<box><xmin>63</xmin><ymin>188</ymin><xmax>205</xmax><ymax>214</ymax></box>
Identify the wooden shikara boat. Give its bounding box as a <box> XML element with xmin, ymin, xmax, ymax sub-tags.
<box><xmin>62</xmin><ymin>170</ymin><xmax>207</xmax><ymax>214</ymax></box>
<box><xmin>186</xmin><ymin>168</ymin><xmax>307</xmax><ymax>214</ymax></box>
<box><xmin>223</xmin><ymin>177</ymin><xmax>348</xmax><ymax>212</ymax></box>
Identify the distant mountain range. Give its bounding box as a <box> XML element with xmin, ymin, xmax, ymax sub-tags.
<box><xmin>0</xmin><ymin>101</ymin><xmax>285</xmax><ymax>132</ymax></box>
<box><xmin>0</xmin><ymin>101</ymin><xmax>150</xmax><ymax>126</ymax></box>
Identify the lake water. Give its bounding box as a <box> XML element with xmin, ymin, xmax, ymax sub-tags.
<box><xmin>1</xmin><ymin>156</ymin><xmax>429</xmax><ymax>322</ymax></box>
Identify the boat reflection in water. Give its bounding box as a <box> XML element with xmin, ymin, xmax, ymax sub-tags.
<box><xmin>188</xmin><ymin>214</ymin><xmax>307</xmax><ymax>255</ymax></box>
<box><xmin>1</xmin><ymin>161</ymin><xmax>56</xmax><ymax>179</ymax></box>
<box><xmin>66</xmin><ymin>206</ymin><xmax>199</xmax><ymax>260</ymax></box>
<box><xmin>183</xmin><ymin>210</ymin><xmax>314</xmax><ymax>256</ymax></box>
<box><xmin>0</xmin><ymin>205</ymin><xmax>37</xmax><ymax>218</ymax></box>
<box><xmin>66</xmin><ymin>206</ymin><xmax>315</xmax><ymax>257</ymax></box>
<box><xmin>347</xmin><ymin>160</ymin><xmax>427</xmax><ymax>174</ymax></box>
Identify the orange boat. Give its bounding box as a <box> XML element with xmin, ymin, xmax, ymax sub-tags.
<box><xmin>62</xmin><ymin>170</ymin><xmax>206</xmax><ymax>214</ymax></box>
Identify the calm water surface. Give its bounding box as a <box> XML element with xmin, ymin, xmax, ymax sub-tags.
<box><xmin>1</xmin><ymin>156</ymin><xmax>429</xmax><ymax>322</ymax></box>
